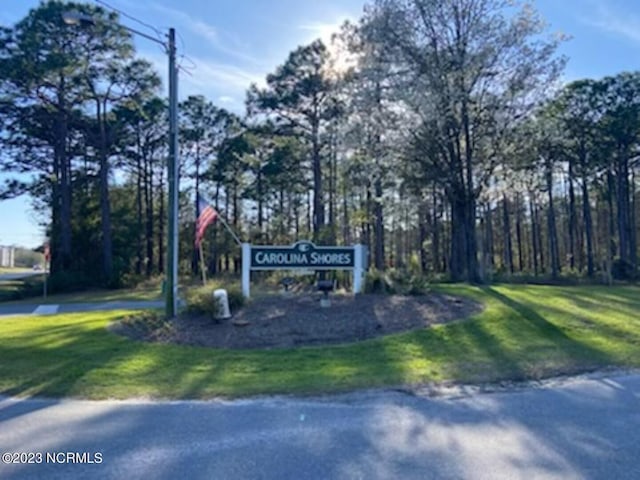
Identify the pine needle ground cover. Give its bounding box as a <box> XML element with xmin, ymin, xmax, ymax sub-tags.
<box><xmin>0</xmin><ymin>285</ymin><xmax>638</xmax><ymax>399</ymax></box>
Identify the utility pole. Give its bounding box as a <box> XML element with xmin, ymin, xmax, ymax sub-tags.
<box><xmin>166</xmin><ymin>27</ymin><xmax>179</xmax><ymax>318</ymax></box>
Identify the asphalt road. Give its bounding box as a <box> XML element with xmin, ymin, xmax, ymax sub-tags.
<box><xmin>0</xmin><ymin>272</ymin><xmax>40</xmax><ymax>282</ymax></box>
<box><xmin>0</xmin><ymin>270</ymin><xmax>164</xmax><ymax>317</ymax></box>
<box><xmin>0</xmin><ymin>301</ymin><xmax>163</xmax><ymax>317</ymax></box>
<box><xmin>1</xmin><ymin>372</ymin><xmax>640</xmax><ymax>480</ymax></box>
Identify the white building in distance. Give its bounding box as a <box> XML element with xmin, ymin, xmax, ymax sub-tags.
<box><xmin>0</xmin><ymin>246</ymin><xmax>15</xmax><ymax>268</ymax></box>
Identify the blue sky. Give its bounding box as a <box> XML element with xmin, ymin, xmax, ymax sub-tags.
<box><xmin>1</xmin><ymin>0</ymin><xmax>639</xmax><ymax>248</ymax></box>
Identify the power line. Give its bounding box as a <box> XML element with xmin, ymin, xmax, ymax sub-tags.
<box><xmin>91</xmin><ymin>1</ymin><xmax>196</xmax><ymax>77</ymax></box>
<box><xmin>92</xmin><ymin>0</ymin><xmax>165</xmax><ymax>43</ymax></box>
<box><xmin>174</xmin><ymin>29</ymin><xmax>196</xmax><ymax>76</ymax></box>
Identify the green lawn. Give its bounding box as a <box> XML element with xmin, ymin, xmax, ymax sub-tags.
<box><xmin>0</xmin><ymin>284</ymin><xmax>638</xmax><ymax>400</ymax></box>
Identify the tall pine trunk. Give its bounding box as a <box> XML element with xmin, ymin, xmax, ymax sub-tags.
<box><xmin>192</xmin><ymin>152</ymin><xmax>201</xmax><ymax>276</ymax></box>
<box><xmin>57</xmin><ymin>81</ymin><xmax>72</xmax><ymax>273</ymax></box>
<box><xmin>616</xmin><ymin>150</ymin><xmax>630</xmax><ymax>266</ymax></box>
<box><xmin>144</xmin><ymin>149</ymin><xmax>154</xmax><ymax>277</ymax></box>
<box><xmin>157</xmin><ymin>163</ymin><xmax>165</xmax><ymax>274</ymax></box>
<box><xmin>420</xmin><ymin>202</ymin><xmax>429</xmax><ymax>272</ymax></box>
<box><xmin>568</xmin><ymin>160</ymin><xmax>577</xmax><ymax>270</ymax></box>
<box><xmin>135</xmin><ymin>150</ymin><xmax>143</xmax><ymax>276</ymax></box>
<box><xmin>530</xmin><ymin>195</ymin><xmax>539</xmax><ymax>275</ymax></box>
<box><xmin>449</xmin><ymin>196</ymin><xmax>467</xmax><ymax>281</ymax></box>
<box><xmin>341</xmin><ymin>174</ymin><xmax>350</xmax><ymax>245</ymax></box>
<box><xmin>515</xmin><ymin>192</ymin><xmax>524</xmax><ymax>272</ymax></box>
<box><xmin>546</xmin><ymin>157</ymin><xmax>560</xmax><ymax>279</ymax></box>
<box><xmin>631</xmin><ymin>168</ymin><xmax>637</xmax><ymax>276</ymax></box>
<box><xmin>373</xmin><ymin>178</ymin><xmax>385</xmax><ymax>270</ymax></box>
<box><xmin>97</xmin><ymin>99</ymin><xmax>113</xmax><ymax>283</ymax></box>
<box><xmin>607</xmin><ymin>168</ymin><xmax>616</xmax><ymax>270</ymax></box>
<box><xmin>502</xmin><ymin>194</ymin><xmax>514</xmax><ymax>274</ymax></box>
<box><xmin>581</xmin><ymin>155</ymin><xmax>594</xmax><ymax>277</ymax></box>
<box><xmin>311</xmin><ymin>112</ymin><xmax>325</xmax><ymax>241</ymax></box>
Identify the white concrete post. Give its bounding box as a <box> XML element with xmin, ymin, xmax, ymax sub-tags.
<box><xmin>353</xmin><ymin>244</ymin><xmax>364</xmax><ymax>294</ymax></box>
<box><xmin>242</xmin><ymin>243</ymin><xmax>251</xmax><ymax>298</ymax></box>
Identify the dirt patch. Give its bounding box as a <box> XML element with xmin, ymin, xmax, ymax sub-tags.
<box><xmin>110</xmin><ymin>292</ymin><xmax>482</xmax><ymax>350</ymax></box>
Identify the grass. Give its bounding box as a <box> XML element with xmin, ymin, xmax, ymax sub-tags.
<box><xmin>0</xmin><ymin>284</ymin><xmax>639</xmax><ymax>400</ymax></box>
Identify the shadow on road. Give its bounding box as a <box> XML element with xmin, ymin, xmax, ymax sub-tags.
<box><xmin>2</xmin><ymin>375</ymin><xmax>640</xmax><ymax>479</ymax></box>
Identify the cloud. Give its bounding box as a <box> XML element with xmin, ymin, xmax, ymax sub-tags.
<box><xmin>580</xmin><ymin>0</ymin><xmax>640</xmax><ymax>43</ymax></box>
<box><xmin>298</xmin><ymin>16</ymin><xmax>355</xmax><ymax>46</ymax></box>
<box><xmin>182</xmin><ymin>56</ymin><xmax>265</xmax><ymax>91</ymax></box>
<box><xmin>147</xmin><ymin>2</ymin><xmax>265</xmax><ymax>66</ymax></box>
<box><xmin>142</xmin><ymin>51</ymin><xmax>262</xmax><ymax>112</ymax></box>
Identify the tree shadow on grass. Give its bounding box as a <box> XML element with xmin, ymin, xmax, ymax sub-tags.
<box><xmin>0</xmin><ymin>306</ymin><xmax>411</xmax><ymax>401</ymax></box>
<box><xmin>411</xmin><ymin>287</ymin><xmax>619</xmax><ymax>385</ymax></box>
<box><xmin>2</xmin><ymin>285</ymin><xmax>630</xmax><ymax>403</ymax></box>
<box><xmin>487</xmin><ymin>287</ymin><xmax>615</xmax><ymax>359</ymax></box>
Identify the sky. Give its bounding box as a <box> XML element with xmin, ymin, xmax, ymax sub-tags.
<box><xmin>1</xmin><ymin>0</ymin><xmax>639</xmax><ymax>248</ymax></box>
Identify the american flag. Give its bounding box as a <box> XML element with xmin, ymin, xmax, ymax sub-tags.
<box><xmin>195</xmin><ymin>197</ymin><xmax>219</xmax><ymax>247</ymax></box>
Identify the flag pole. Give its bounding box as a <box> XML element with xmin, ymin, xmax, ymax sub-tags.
<box><xmin>43</xmin><ymin>243</ymin><xmax>50</xmax><ymax>300</ymax></box>
<box><xmin>198</xmin><ymin>242</ymin><xmax>207</xmax><ymax>285</ymax></box>
<box><xmin>197</xmin><ymin>196</ymin><xmax>242</xmax><ymax>250</ymax></box>
<box><xmin>217</xmin><ymin>215</ymin><xmax>242</xmax><ymax>247</ymax></box>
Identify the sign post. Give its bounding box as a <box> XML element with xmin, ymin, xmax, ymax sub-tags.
<box><xmin>241</xmin><ymin>240</ymin><xmax>365</xmax><ymax>298</ymax></box>
<box><xmin>353</xmin><ymin>244</ymin><xmax>363</xmax><ymax>294</ymax></box>
<box><xmin>242</xmin><ymin>243</ymin><xmax>251</xmax><ymax>299</ymax></box>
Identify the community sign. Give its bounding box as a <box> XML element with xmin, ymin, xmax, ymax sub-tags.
<box><xmin>250</xmin><ymin>241</ymin><xmax>355</xmax><ymax>270</ymax></box>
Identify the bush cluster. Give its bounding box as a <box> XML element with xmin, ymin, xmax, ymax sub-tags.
<box><xmin>183</xmin><ymin>281</ymin><xmax>245</xmax><ymax>319</ymax></box>
<box><xmin>364</xmin><ymin>269</ymin><xmax>430</xmax><ymax>295</ymax></box>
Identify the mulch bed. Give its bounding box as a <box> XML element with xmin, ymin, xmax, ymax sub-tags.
<box><xmin>111</xmin><ymin>291</ymin><xmax>482</xmax><ymax>350</ymax></box>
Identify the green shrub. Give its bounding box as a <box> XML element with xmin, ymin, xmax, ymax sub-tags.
<box><xmin>407</xmin><ymin>252</ymin><xmax>423</xmax><ymax>276</ymax></box>
<box><xmin>363</xmin><ymin>269</ymin><xmax>430</xmax><ymax>295</ymax></box>
<box><xmin>184</xmin><ymin>286</ymin><xmax>221</xmax><ymax>318</ymax></box>
<box><xmin>224</xmin><ymin>286</ymin><xmax>245</xmax><ymax>311</ymax></box>
<box><xmin>403</xmin><ymin>275</ymin><xmax>430</xmax><ymax>295</ymax></box>
<box><xmin>389</xmin><ymin>269</ymin><xmax>430</xmax><ymax>295</ymax></box>
<box><xmin>49</xmin><ymin>271</ymin><xmax>96</xmax><ymax>293</ymax></box>
<box><xmin>119</xmin><ymin>273</ymin><xmax>146</xmax><ymax>289</ymax></box>
<box><xmin>183</xmin><ymin>281</ymin><xmax>245</xmax><ymax>319</ymax></box>
<box><xmin>612</xmin><ymin>258</ymin><xmax>636</xmax><ymax>281</ymax></box>
<box><xmin>364</xmin><ymin>269</ymin><xmax>394</xmax><ymax>294</ymax></box>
